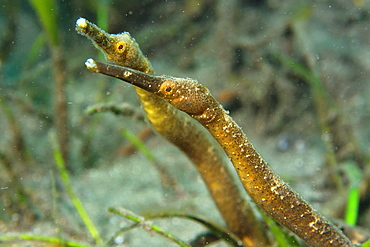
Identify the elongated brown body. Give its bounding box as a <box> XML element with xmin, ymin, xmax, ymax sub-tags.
<box><xmin>84</xmin><ymin>59</ymin><xmax>354</xmax><ymax>247</ymax></box>
<box><xmin>77</xmin><ymin>18</ymin><xmax>268</xmax><ymax>246</ymax></box>
<box><xmin>198</xmin><ymin>99</ymin><xmax>354</xmax><ymax>247</ymax></box>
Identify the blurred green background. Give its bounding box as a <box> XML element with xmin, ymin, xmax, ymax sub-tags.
<box><xmin>0</xmin><ymin>0</ymin><xmax>369</xmax><ymax>246</ymax></box>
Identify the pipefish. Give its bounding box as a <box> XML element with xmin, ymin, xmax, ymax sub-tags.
<box><xmin>76</xmin><ymin>18</ymin><xmax>267</xmax><ymax>246</ymax></box>
<box><xmin>84</xmin><ymin>59</ymin><xmax>354</xmax><ymax>247</ymax></box>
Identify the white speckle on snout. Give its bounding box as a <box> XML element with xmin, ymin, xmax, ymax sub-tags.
<box><xmin>85</xmin><ymin>58</ymin><xmax>97</xmax><ymax>70</ymax></box>
<box><xmin>124</xmin><ymin>70</ymin><xmax>132</xmax><ymax>77</ymax></box>
<box><xmin>76</xmin><ymin>18</ymin><xmax>88</xmax><ymax>28</ymax></box>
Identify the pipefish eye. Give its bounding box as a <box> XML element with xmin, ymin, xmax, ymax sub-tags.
<box><xmin>116</xmin><ymin>41</ymin><xmax>126</xmax><ymax>51</ymax></box>
<box><xmin>160</xmin><ymin>80</ymin><xmax>176</xmax><ymax>95</ymax></box>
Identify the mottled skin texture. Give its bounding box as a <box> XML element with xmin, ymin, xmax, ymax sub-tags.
<box><xmin>85</xmin><ymin>59</ymin><xmax>354</xmax><ymax>247</ymax></box>
<box><xmin>77</xmin><ymin>18</ymin><xmax>268</xmax><ymax>246</ymax></box>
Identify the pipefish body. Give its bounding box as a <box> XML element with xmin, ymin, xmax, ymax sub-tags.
<box><xmin>84</xmin><ymin>59</ymin><xmax>354</xmax><ymax>247</ymax></box>
<box><xmin>76</xmin><ymin>18</ymin><xmax>267</xmax><ymax>246</ymax></box>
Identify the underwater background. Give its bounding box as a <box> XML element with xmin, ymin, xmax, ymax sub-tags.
<box><xmin>0</xmin><ymin>0</ymin><xmax>369</xmax><ymax>246</ymax></box>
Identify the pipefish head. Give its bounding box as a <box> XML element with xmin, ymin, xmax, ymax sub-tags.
<box><xmin>85</xmin><ymin>59</ymin><xmax>217</xmax><ymax>122</ymax></box>
<box><xmin>156</xmin><ymin>77</ymin><xmax>212</xmax><ymax>117</ymax></box>
<box><xmin>76</xmin><ymin>18</ymin><xmax>140</xmax><ymax>67</ymax></box>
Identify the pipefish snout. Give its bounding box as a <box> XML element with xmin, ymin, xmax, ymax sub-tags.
<box><xmin>86</xmin><ymin>59</ymin><xmax>217</xmax><ymax>121</ymax></box>
<box><xmin>85</xmin><ymin>58</ymin><xmax>354</xmax><ymax>247</ymax></box>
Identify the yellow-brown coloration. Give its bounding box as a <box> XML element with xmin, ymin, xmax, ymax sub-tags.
<box><xmin>76</xmin><ymin>18</ymin><xmax>152</xmax><ymax>74</ymax></box>
<box><xmin>85</xmin><ymin>59</ymin><xmax>354</xmax><ymax>247</ymax></box>
<box><xmin>158</xmin><ymin>78</ymin><xmax>212</xmax><ymax>116</ymax></box>
<box><xmin>77</xmin><ymin>18</ymin><xmax>268</xmax><ymax>246</ymax></box>
<box><xmin>198</xmin><ymin>101</ymin><xmax>354</xmax><ymax>247</ymax></box>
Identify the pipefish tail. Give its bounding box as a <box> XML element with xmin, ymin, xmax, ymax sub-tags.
<box><xmin>85</xmin><ymin>59</ymin><xmax>354</xmax><ymax>247</ymax></box>
<box><xmin>77</xmin><ymin>18</ymin><xmax>268</xmax><ymax>246</ymax></box>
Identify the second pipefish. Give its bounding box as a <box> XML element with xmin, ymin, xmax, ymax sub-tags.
<box><xmin>84</xmin><ymin>59</ymin><xmax>354</xmax><ymax>247</ymax></box>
